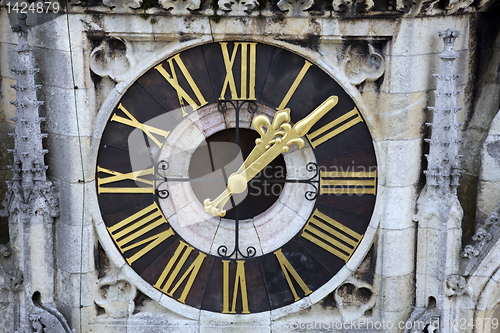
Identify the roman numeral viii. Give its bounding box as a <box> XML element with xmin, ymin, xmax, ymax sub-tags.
<box><xmin>107</xmin><ymin>202</ymin><xmax>175</xmax><ymax>265</ymax></box>
<box><xmin>154</xmin><ymin>241</ymin><xmax>206</xmax><ymax>304</ymax></box>
<box><xmin>306</xmin><ymin>107</ymin><xmax>363</xmax><ymax>149</ymax></box>
<box><xmin>155</xmin><ymin>53</ymin><xmax>208</xmax><ymax>116</ymax></box>
<box><xmin>320</xmin><ymin>170</ymin><xmax>377</xmax><ymax>195</ymax></box>
<box><xmin>219</xmin><ymin>42</ymin><xmax>257</xmax><ymax>101</ymax></box>
<box><xmin>301</xmin><ymin>209</ymin><xmax>363</xmax><ymax>262</ymax></box>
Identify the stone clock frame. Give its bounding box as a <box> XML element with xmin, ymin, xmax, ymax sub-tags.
<box><xmin>88</xmin><ymin>39</ymin><xmax>383</xmax><ymax>321</ymax></box>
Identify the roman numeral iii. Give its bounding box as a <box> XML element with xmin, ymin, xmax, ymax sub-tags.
<box><xmin>306</xmin><ymin>107</ymin><xmax>363</xmax><ymax>148</ymax></box>
<box><xmin>301</xmin><ymin>209</ymin><xmax>363</xmax><ymax>262</ymax></box>
<box><xmin>219</xmin><ymin>42</ymin><xmax>257</xmax><ymax>100</ymax></box>
<box><xmin>107</xmin><ymin>202</ymin><xmax>174</xmax><ymax>265</ymax></box>
<box><xmin>320</xmin><ymin>170</ymin><xmax>377</xmax><ymax>195</ymax></box>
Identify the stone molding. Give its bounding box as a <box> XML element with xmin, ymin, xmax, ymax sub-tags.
<box><xmin>69</xmin><ymin>0</ymin><xmax>497</xmax><ymax>17</ymax></box>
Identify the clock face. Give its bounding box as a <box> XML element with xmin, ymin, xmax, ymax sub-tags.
<box><xmin>95</xmin><ymin>42</ymin><xmax>377</xmax><ymax>315</ymax></box>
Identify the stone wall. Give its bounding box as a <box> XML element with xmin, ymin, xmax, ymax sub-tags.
<box><xmin>1</xmin><ymin>1</ymin><xmax>500</xmax><ymax>332</ymax></box>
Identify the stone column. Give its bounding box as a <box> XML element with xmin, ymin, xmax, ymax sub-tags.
<box><xmin>1</xmin><ymin>14</ymin><xmax>73</xmax><ymax>333</ymax></box>
<box><xmin>406</xmin><ymin>29</ymin><xmax>464</xmax><ymax>333</ymax></box>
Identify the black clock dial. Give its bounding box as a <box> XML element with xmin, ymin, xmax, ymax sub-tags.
<box><xmin>95</xmin><ymin>42</ymin><xmax>377</xmax><ymax>315</ymax></box>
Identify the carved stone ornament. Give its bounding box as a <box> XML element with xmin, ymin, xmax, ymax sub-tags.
<box><xmin>334</xmin><ymin>278</ymin><xmax>376</xmax><ymax>321</ymax></box>
<box><xmin>89</xmin><ymin>37</ymin><xmax>135</xmax><ymax>83</ymax></box>
<box><xmin>461</xmin><ymin>204</ymin><xmax>500</xmax><ymax>276</ymax></box>
<box><xmin>331</xmin><ymin>0</ymin><xmax>375</xmax><ymax>17</ymax></box>
<box><xmin>341</xmin><ymin>42</ymin><xmax>385</xmax><ymax>85</ymax></box>
<box><xmin>95</xmin><ymin>272</ymin><xmax>137</xmax><ymax>318</ymax></box>
<box><xmin>218</xmin><ymin>0</ymin><xmax>259</xmax><ymax>14</ymax></box>
<box><xmin>159</xmin><ymin>0</ymin><xmax>202</xmax><ymax>14</ymax></box>
<box><xmin>102</xmin><ymin>0</ymin><xmax>143</xmax><ymax>9</ymax></box>
<box><xmin>403</xmin><ymin>309</ymin><xmax>441</xmax><ymax>333</ymax></box>
<box><xmin>29</xmin><ymin>311</ymin><xmax>67</xmax><ymax>333</ymax></box>
<box><xmin>445</xmin><ymin>274</ymin><xmax>467</xmax><ymax>297</ymax></box>
<box><xmin>277</xmin><ymin>0</ymin><xmax>314</xmax><ymax>15</ymax></box>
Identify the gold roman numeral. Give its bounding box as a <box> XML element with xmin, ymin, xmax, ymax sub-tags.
<box><xmin>274</xmin><ymin>249</ymin><xmax>312</xmax><ymax>301</ymax></box>
<box><xmin>301</xmin><ymin>209</ymin><xmax>363</xmax><ymax>262</ymax></box>
<box><xmin>155</xmin><ymin>53</ymin><xmax>208</xmax><ymax>116</ymax></box>
<box><xmin>154</xmin><ymin>241</ymin><xmax>206</xmax><ymax>303</ymax></box>
<box><xmin>222</xmin><ymin>260</ymin><xmax>250</xmax><ymax>314</ymax></box>
<box><xmin>97</xmin><ymin>166</ymin><xmax>155</xmax><ymax>194</ymax></box>
<box><xmin>111</xmin><ymin>103</ymin><xmax>170</xmax><ymax>148</ymax></box>
<box><xmin>107</xmin><ymin>202</ymin><xmax>174</xmax><ymax>265</ymax></box>
<box><xmin>320</xmin><ymin>170</ymin><xmax>377</xmax><ymax>195</ymax></box>
<box><xmin>219</xmin><ymin>42</ymin><xmax>257</xmax><ymax>101</ymax></box>
<box><xmin>306</xmin><ymin>107</ymin><xmax>363</xmax><ymax>149</ymax></box>
<box><xmin>277</xmin><ymin>60</ymin><xmax>313</xmax><ymax>111</ymax></box>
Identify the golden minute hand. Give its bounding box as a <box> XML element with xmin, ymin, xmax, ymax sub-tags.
<box><xmin>204</xmin><ymin>96</ymin><xmax>338</xmax><ymax>217</ymax></box>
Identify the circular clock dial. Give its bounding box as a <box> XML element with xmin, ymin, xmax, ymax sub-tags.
<box><xmin>95</xmin><ymin>42</ymin><xmax>377</xmax><ymax>315</ymax></box>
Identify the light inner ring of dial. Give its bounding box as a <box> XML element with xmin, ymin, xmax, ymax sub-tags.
<box><xmin>156</xmin><ymin>103</ymin><xmax>317</xmax><ymax>257</ymax></box>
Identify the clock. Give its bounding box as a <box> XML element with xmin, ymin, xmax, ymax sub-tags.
<box><xmin>93</xmin><ymin>41</ymin><xmax>378</xmax><ymax>317</ymax></box>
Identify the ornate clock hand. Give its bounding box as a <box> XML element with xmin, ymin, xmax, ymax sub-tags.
<box><xmin>204</xmin><ymin>96</ymin><xmax>338</xmax><ymax>217</ymax></box>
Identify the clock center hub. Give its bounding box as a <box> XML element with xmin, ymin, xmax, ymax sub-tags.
<box><xmin>227</xmin><ymin>173</ymin><xmax>247</xmax><ymax>194</ymax></box>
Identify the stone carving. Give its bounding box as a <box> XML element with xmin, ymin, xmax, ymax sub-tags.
<box><xmin>218</xmin><ymin>0</ymin><xmax>259</xmax><ymax>14</ymax></box>
<box><xmin>95</xmin><ymin>272</ymin><xmax>137</xmax><ymax>318</ymax></box>
<box><xmin>334</xmin><ymin>278</ymin><xmax>376</xmax><ymax>321</ymax></box>
<box><xmin>462</xmin><ymin>244</ymin><xmax>480</xmax><ymax>258</ymax></box>
<box><xmin>445</xmin><ymin>274</ymin><xmax>467</xmax><ymax>297</ymax></box>
<box><xmin>461</xmin><ymin>204</ymin><xmax>500</xmax><ymax>276</ymax></box>
<box><xmin>159</xmin><ymin>0</ymin><xmax>202</xmax><ymax>14</ymax></box>
<box><xmin>445</xmin><ymin>0</ymin><xmax>474</xmax><ymax>13</ymax></box>
<box><xmin>89</xmin><ymin>38</ymin><xmax>134</xmax><ymax>83</ymax></box>
<box><xmin>29</xmin><ymin>308</ymin><xmax>74</xmax><ymax>333</ymax></box>
<box><xmin>30</xmin><ymin>291</ymin><xmax>75</xmax><ymax>333</ymax></box>
<box><xmin>418</xmin><ymin>0</ymin><xmax>472</xmax><ymax>15</ymax></box>
<box><xmin>424</xmin><ymin>29</ymin><xmax>463</xmax><ymax>190</ymax></box>
<box><xmin>102</xmin><ymin>0</ymin><xmax>143</xmax><ymax>9</ymax></box>
<box><xmin>277</xmin><ymin>0</ymin><xmax>314</xmax><ymax>15</ymax></box>
<box><xmin>403</xmin><ymin>309</ymin><xmax>441</xmax><ymax>333</ymax></box>
<box><xmin>331</xmin><ymin>0</ymin><xmax>375</xmax><ymax>16</ymax></box>
<box><xmin>341</xmin><ymin>42</ymin><xmax>384</xmax><ymax>85</ymax></box>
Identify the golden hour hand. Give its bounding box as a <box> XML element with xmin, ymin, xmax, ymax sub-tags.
<box><xmin>204</xmin><ymin>96</ymin><xmax>339</xmax><ymax>217</ymax></box>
